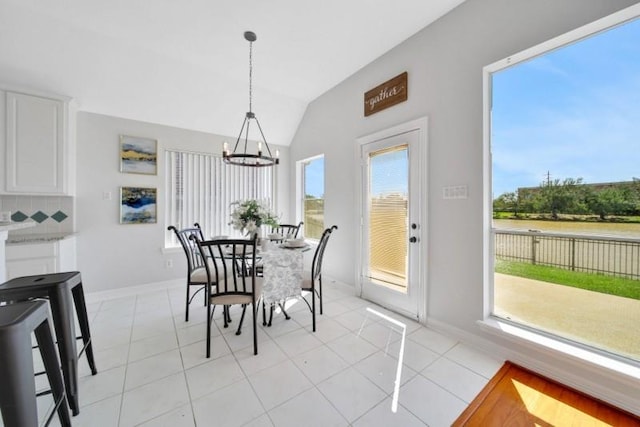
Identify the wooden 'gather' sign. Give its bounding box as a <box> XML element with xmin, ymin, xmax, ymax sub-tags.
<box><xmin>364</xmin><ymin>72</ymin><xmax>408</xmax><ymax>116</ymax></box>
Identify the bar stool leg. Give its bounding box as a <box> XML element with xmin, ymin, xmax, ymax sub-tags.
<box><xmin>34</xmin><ymin>318</ymin><xmax>71</xmax><ymax>427</ymax></box>
<box><xmin>0</xmin><ymin>329</ymin><xmax>38</xmax><ymax>427</ymax></box>
<box><xmin>49</xmin><ymin>286</ymin><xmax>80</xmax><ymax>416</ymax></box>
<box><xmin>71</xmin><ymin>282</ymin><xmax>97</xmax><ymax>375</ymax></box>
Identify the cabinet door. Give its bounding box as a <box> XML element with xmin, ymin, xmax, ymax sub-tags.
<box><xmin>5</xmin><ymin>92</ymin><xmax>66</xmax><ymax>194</ymax></box>
<box><xmin>6</xmin><ymin>257</ymin><xmax>57</xmax><ymax>280</ymax></box>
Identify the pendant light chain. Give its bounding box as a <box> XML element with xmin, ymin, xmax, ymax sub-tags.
<box><xmin>248</xmin><ymin>38</ymin><xmax>253</xmax><ymax>113</ymax></box>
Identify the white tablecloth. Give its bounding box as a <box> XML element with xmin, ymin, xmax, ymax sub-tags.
<box><xmin>260</xmin><ymin>247</ymin><xmax>303</xmax><ymax>304</ymax></box>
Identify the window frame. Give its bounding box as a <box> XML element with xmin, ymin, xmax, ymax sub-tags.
<box><xmin>483</xmin><ymin>5</ymin><xmax>640</xmax><ymax>361</ymax></box>
<box><xmin>296</xmin><ymin>154</ymin><xmax>325</xmax><ymax>242</ymax></box>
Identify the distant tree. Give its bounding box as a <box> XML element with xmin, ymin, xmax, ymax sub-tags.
<box><xmin>629</xmin><ymin>178</ymin><xmax>640</xmax><ymax>215</ymax></box>
<box><xmin>538</xmin><ymin>178</ymin><xmax>583</xmax><ymax>219</ymax></box>
<box><xmin>494</xmin><ymin>176</ymin><xmax>640</xmax><ymax>219</ymax></box>
<box><xmin>586</xmin><ymin>187</ymin><xmax>627</xmax><ymax>219</ymax></box>
<box><xmin>493</xmin><ymin>192</ymin><xmax>518</xmax><ymax>213</ymax></box>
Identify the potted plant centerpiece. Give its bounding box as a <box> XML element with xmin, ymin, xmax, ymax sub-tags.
<box><xmin>229</xmin><ymin>199</ymin><xmax>279</xmax><ymax>240</ymax></box>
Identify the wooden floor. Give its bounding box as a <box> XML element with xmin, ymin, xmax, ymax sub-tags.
<box><xmin>453</xmin><ymin>361</ymin><xmax>640</xmax><ymax>426</ymax></box>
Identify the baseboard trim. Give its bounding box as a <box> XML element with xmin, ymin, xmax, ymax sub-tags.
<box><xmin>84</xmin><ymin>276</ymin><xmax>353</xmax><ymax>305</ymax></box>
<box><xmin>85</xmin><ymin>279</ymin><xmax>182</xmax><ymax>304</ymax></box>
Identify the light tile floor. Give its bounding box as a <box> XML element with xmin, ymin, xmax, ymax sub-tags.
<box><xmin>27</xmin><ymin>280</ymin><xmax>503</xmax><ymax>427</ymax></box>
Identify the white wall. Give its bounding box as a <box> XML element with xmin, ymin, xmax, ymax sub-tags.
<box><xmin>76</xmin><ymin>112</ymin><xmax>290</xmax><ymax>293</ymax></box>
<box><xmin>289</xmin><ymin>0</ymin><xmax>640</xmax><ymax>414</ymax></box>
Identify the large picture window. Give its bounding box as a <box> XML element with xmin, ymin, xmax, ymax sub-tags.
<box><xmin>487</xmin><ymin>13</ymin><xmax>640</xmax><ymax>361</ymax></box>
<box><xmin>165</xmin><ymin>150</ymin><xmax>274</xmax><ymax>247</ymax></box>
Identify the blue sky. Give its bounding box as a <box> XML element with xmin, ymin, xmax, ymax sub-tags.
<box><xmin>370</xmin><ymin>148</ymin><xmax>408</xmax><ymax>196</ymax></box>
<box><xmin>492</xmin><ymin>17</ymin><xmax>640</xmax><ymax>197</ymax></box>
<box><xmin>305</xmin><ymin>156</ymin><xmax>324</xmax><ymax>198</ymax></box>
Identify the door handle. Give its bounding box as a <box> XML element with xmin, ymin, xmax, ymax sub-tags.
<box><xmin>409</xmin><ymin>236</ymin><xmax>418</xmax><ymax>243</ymax></box>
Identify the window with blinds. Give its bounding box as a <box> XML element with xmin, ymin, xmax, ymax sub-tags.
<box><xmin>367</xmin><ymin>144</ymin><xmax>408</xmax><ymax>290</ymax></box>
<box><xmin>165</xmin><ymin>150</ymin><xmax>274</xmax><ymax>246</ymax></box>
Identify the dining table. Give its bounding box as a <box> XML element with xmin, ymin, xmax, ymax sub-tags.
<box><xmin>218</xmin><ymin>239</ymin><xmax>310</xmax><ymax>311</ymax></box>
<box><xmin>260</xmin><ymin>241</ymin><xmax>308</xmax><ymax>304</ymax></box>
<box><xmin>260</xmin><ymin>240</ymin><xmax>309</xmax><ymax>327</ymax></box>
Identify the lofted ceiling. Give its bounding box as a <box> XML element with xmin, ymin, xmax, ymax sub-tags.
<box><xmin>0</xmin><ymin>0</ymin><xmax>466</xmax><ymax>145</ymax></box>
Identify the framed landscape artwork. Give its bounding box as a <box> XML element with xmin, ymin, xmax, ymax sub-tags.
<box><xmin>120</xmin><ymin>187</ymin><xmax>157</xmax><ymax>224</ymax></box>
<box><xmin>120</xmin><ymin>135</ymin><xmax>157</xmax><ymax>175</ymax></box>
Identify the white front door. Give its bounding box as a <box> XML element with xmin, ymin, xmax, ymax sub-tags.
<box><xmin>357</xmin><ymin>119</ymin><xmax>426</xmax><ymax>320</ymax></box>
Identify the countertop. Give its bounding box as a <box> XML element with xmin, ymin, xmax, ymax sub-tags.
<box><xmin>0</xmin><ymin>221</ymin><xmax>37</xmax><ymax>233</ymax></box>
<box><xmin>5</xmin><ymin>232</ymin><xmax>75</xmax><ymax>245</ymax></box>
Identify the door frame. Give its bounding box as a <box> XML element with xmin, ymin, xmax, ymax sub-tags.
<box><xmin>354</xmin><ymin>117</ymin><xmax>428</xmax><ymax>323</ymax></box>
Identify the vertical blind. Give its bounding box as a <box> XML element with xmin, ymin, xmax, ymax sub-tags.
<box><xmin>165</xmin><ymin>150</ymin><xmax>274</xmax><ymax>246</ymax></box>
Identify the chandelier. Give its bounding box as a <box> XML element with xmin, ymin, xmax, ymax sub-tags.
<box><xmin>223</xmin><ymin>31</ymin><xmax>279</xmax><ymax>167</ymax></box>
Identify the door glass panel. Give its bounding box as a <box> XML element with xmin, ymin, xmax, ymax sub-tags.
<box><xmin>367</xmin><ymin>144</ymin><xmax>408</xmax><ymax>291</ymax></box>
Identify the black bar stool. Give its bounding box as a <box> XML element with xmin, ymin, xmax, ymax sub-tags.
<box><xmin>0</xmin><ymin>300</ymin><xmax>71</xmax><ymax>427</ymax></box>
<box><xmin>0</xmin><ymin>272</ymin><xmax>97</xmax><ymax>416</ymax></box>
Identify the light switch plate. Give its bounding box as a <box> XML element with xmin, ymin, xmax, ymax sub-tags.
<box><xmin>443</xmin><ymin>185</ymin><xmax>468</xmax><ymax>199</ymax></box>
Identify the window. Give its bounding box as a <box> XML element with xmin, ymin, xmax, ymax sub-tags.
<box><xmin>165</xmin><ymin>150</ymin><xmax>274</xmax><ymax>247</ymax></box>
<box><xmin>299</xmin><ymin>155</ymin><xmax>324</xmax><ymax>240</ymax></box>
<box><xmin>486</xmin><ymin>13</ymin><xmax>640</xmax><ymax>361</ymax></box>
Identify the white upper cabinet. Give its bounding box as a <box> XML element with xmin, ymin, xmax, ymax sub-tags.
<box><xmin>1</xmin><ymin>89</ymin><xmax>76</xmax><ymax>195</ymax></box>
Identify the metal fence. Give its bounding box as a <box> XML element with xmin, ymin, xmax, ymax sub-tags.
<box><xmin>494</xmin><ymin>229</ymin><xmax>640</xmax><ymax>280</ymax></box>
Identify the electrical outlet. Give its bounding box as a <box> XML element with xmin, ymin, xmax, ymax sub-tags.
<box><xmin>165</xmin><ymin>259</ymin><xmax>173</xmax><ymax>269</ymax></box>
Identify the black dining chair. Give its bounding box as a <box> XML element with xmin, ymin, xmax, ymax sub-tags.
<box><xmin>270</xmin><ymin>221</ymin><xmax>303</xmax><ymax>242</ymax></box>
<box><xmin>193</xmin><ymin>237</ymin><xmax>262</xmax><ymax>357</ymax></box>
<box><xmin>167</xmin><ymin>223</ymin><xmax>208</xmax><ymax>322</ymax></box>
<box><xmin>301</xmin><ymin>225</ymin><xmax>337</xmax><ymax>332</ymax></box>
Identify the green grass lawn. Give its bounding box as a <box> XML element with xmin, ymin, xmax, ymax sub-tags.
<box><xmin>495</xmin><ymin>259</ymin><xmax>640</xmax><ymax>300</ymax></box>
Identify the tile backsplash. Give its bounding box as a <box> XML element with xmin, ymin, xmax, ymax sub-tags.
<box><xmin>0</xmin><ymin>195</ymin><xmax>74</xmax><ymax>235</ymax></box>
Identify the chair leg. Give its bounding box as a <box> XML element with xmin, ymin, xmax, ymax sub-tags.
<box><xmin>206</xmin><ymin>302</ymin><xmax>212</xmax><ymax>358</ymax></box>
<box><xmin>35</xmin><ymin>318</ymin><xmax>71</xmax><ymax>427</ymax></box>
<box><xmin>0</xmin><ymin>322</ymin><xmax>38</xmax><ymax>426</ymax></box>
<box><xmin>318</xmin><ymin>276</ymin><xmax>323</xmax><ymax>315</ymax></box>
<box><xmin>311</xmin><ymin>284</ymin><xmax>317</xmax><ymax>332</ymax></box>
<box><xmin>262</xmin><ymin>301</ymin><xmax>267</xmax><ymax>326</ymax></box>
<box><xmin>185</xmin><ymin>283</ymin><xmax>190</xmax><ymax>322</ymax></box>
<box><xmin>223</xmin><ymin>305</ymin><xmax>233</xmax><ymax>328</ymax></box>
<box><xmin>72</xmin><ymin>283</ymin><xmax>97</xmax><ymax>376</ymax></box>
<box><xmin>252</xmin><ymin>301</ymin><xmax>258</xmax><ymax>355</ymax></box>
<box><xmin>222</xmin><ymin>306</ymin><xmax>227</xmax><ymax>328</ymax></box>
<box><xmin>49</xmin><ymin>286</ymin><xmax>80</xmax><ymax>416</ymax></box>
<box><xmin>236</xmin><ymin>305</ymin><xmax>247</xmax><ymax>335</ymax></box>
